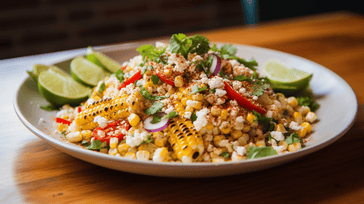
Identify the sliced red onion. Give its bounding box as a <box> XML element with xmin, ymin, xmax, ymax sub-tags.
<box><xmin>210</xmin><ymin>54</ymin><xmax>222</xmax><ymax>75</ymax></box>
<box><xmin>144</xmin><ymin>115</ymin><xmax>169</xmax><ymax>132</ymax></box>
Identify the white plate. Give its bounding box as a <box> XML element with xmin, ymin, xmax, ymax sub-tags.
<box><xmin>14</xmin><ymin>42</ymin><xmax>358</xmax><ymax>178</ymax></box>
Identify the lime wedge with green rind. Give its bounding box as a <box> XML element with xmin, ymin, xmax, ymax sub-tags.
<box><xmin>70</xmin><ymin>56</ymin><xmax>108</xmax><ymax>87</ymax></box>
<box><xmin>38</xmin><ymin>67</ymin><xmax>92</xmax><ymax>107</ymax></box>
<box><xmin>86</xmin><ymin>46</ymin><xmax>121</xmax><ymax>73</ymax></box>
<box><xmin>262</xmin><ymin>58</ymin><xmax>313</xmax><ymax>93</ymax></box>
<box><xmin>28</xmin><ymin>64</ymin><xmax>62</xmax><ymax>83</ymax></box>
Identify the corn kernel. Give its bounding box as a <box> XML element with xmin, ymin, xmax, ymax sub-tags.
<box><xmin>67</xmin><ymin>131</ymin><xmax>82</xmax><ymax>142</ymax></box>
<box><xmin>81</xmin><ymin>130</ymin><xmax>92</xmax><ymax>140</ymax></box>
<box><xmin>293</xmin><ymin>112</ymin><xmax>302</xmax><ymax>124</ymax></box>
<box><xmin>192</xmin><ymin>93</ymin><xmax>204</xmax><ymax>101</ymax></box>
<box><xmin>278</xmin><ymin>141</ymin><xmax>288</xmax><ymax>150</ymax></box>
<box><xmin>128</xmin><ymin>113</ymin><xmax>140</xmax><ymax>127</ymax></box>
<box><xmin>301</xmin><ymin>122</ymin><xmax>312</xmax><ymax>133</ymax></box>
<box><xmin>231</xmin><ymin>130</ymin><xmax>243</xmax><ymax>139</ymax></box>
<box><xmin>274</xmin><ymin>124</ymin><xmax>287</xmax><ymax>133</ymax></box>
<box><xmin>256</xmin><ymin>139</ymin><xmax>266</xmax><ymax>147</ymax></box>
<box><xmin>136</xmin><ymin>150</ymin><xmax>150</xmax><ymax>161</ymax></box>
<box><xmin>305</xmin><ymin>112</ymin><xmax>317</xmax><ymax>123</ymax></box>
<box><xmin>288</xmin><ymin>142</ymin><xmax>301</xmax><ymax>152</ymax></box>
<box><xmin>153</xmin><ymin>147</ymin><xmax>169</xmax><ymax>162</ymax></box>
<box><xmin>174</xmin><ymin>76</ymin><xmax>184</xmax><ymax>87</ymax></box>
<box><xmin>124</xmin><ymin>152</ymin><xmax>136</xmax><ymax>159</ymax></box>
<box><xmin>177</xmin><ymin>92</ymin><xmax>183</xmax><ymax>99</ymax></box>
<box><xmin>181</xmin><ymin>98</ymin><xmax>188</xmax><ymax>106</ymax></box>
<box><xmin>242</xmin><ymin>125</ymin><xmax>250</xmax><ymax>133</ymax></box>
<box><xmin>164</xmin><ymin>68</ymin><xmax>172</xmax><ymax>76</ymax></box>
<box><xmin>108</xmin><ymin>148</ymin><xmax>118</xmax><ymax>156</ymax></box>
<box><xmin>117</xmin><ymin>143</ymin><xmax>130</xmax><ymax>155</ymax></box>
<box><xmin>221</xmin><ymin>109</ymin><xmax>228</xmax><ymax>120</ymax></box>
<box><xmin>213</xmin><ymin>135</ymin><xmax>225</xmax><ymax>147</ymax></box>
<box><xmin>287</xmin><ymin>97</ymin><xmax>298</xmax><ymax>107</ymax></box>
<box><xmin>211</xmin><ymin>106</ymin><xmax>221</xmax><ymax>116</ymax></box>
<box><xmin>220</xmin><ymin>127</ymin><xmax>231</xmax><ymax>135</ymax></box>
<box><xmin>109</xmin><ymin>137</ymin><xmax>119</xmax><ymax>149</ymax></box>
<box><xmin>206</xmin><ymin>123</ymin><xmax>214</xmax><ymax>130</ymax></box>
<box><xmin>191</xmin><ymin>101</ymin><xmax>202</xmax><ymax>110</ymax></box>
<box><xmin>58</xmin><ymin>123</ymin><xmax>68</xmax><ymax>132</ymax></box>
<box><xmin>99</xmin><ymin>148</ymin><xmax>108</xmax><ymax>154</ymax></box>
<box><xmin>186</xmin><ymin>105</ymin><xmax>194</xmax><ymax>112</ymax></box>
<box><xmin>247</xmin><ymin>113</ymin><xmax>256</xmax><ymax>124</ymax></box>
<box><xmin>297</xmin><ymin>127</ymin><xmax>307</xmax><ymax>138</ymax></box>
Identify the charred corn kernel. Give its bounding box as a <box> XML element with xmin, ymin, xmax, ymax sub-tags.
<box><xmin>177</xmin><ymin>92</ymin><xmax>183</xmax><ymax>99</ymax></box>
<box><xmin>168</xmin><ymin>117</ymin><xmax>204</xmax><ymax>161</ymax></box>
<box><xmin>278</xmin><ymin>141</ymin><xmax>288</xmax><ymax>150</ymax></box>
<box><xmin>231</xmin><ymin>130</ymin><xmax>243</xmax><ymax>139</ymax></box>
<box><xmin>301</xmin><ymin>122</ymin><xmax>312</xmax><ymax>133</ymax></box>
<box><xmin>93</xmin><ymin>95</ymin><xmax>102</xmax><ymax>101</ymax></box>
<box><xmin>108</xmin><ymin>137</ymin><xmax>118</xmax><ymax>149</ymax></box>
<box><xmin>99</xmin><ymin>148</ymin><xmax>108</xmax><ymax>154</ymax></box>
<box><xmin>128</xmin><ymin>113</ymin><xmax>140</xmax><ymax>127</ymax></box>
<box><xmin>274</xmin><ymin>124</ymin><xmax>287</xmax><ymax>133</ymax></box>
<box><xmin>293</xmin><ymin>112</ymin><xmax>303</xmax><ymax>124</ymax></box>
<box><xmin>213</xmin><ymin>135</ymin><xmax>226</xmax><ymax>147</ymax></box>
<box><xmin>108</xmin><ymin>148</ymin><xmax>118</xmax><ymax>156</ymax></box>
<box><xmin>221</xmin><ymin>109</ymin><xmax>228</xmax><ymax>120</ymax></box>
<box><xmin>174</xmin><ymin>76</ymin><xmax>184</xmax><ymax>87</ymax></box>
<box><xmin>58</xmin><ymin>123</ymin><xmax>68</xmax><ymax>132</ymax></box>
<box><xmin>297</xmin><ymin>127</ymin><xmax>307</xmax><ymax>138</ymax></box>
<box><xmin>153</xmin><ymin>147</ymin><xmax>169</xmax><ymax>162</ymax></box>
<box><xmin>117</xmin><ymin>143</ymin><xmax>130</xmax><ymax>155</ymax></box>
<box><xmin>256</xmin><ymin>139</ymin><xmax>266</xmax><ymax>147</ymax></box>
<box><xmin>287</xmin><ymin>97</ymin><xmax>298</xmax><ymax>107</ymax></box>
<box><xmin>288</xmin><ymin>142</ymin><xmax>302</xmax><ymax>152</ymax></box>
<box><xmin>192</xmin><ymin>93</ymin><xmax>204</xmax><ymax>101</ymax></box>
<box><xmin>242</xmin><ymin>125</ymin><xmax>251</xmax><ymax>133</ymax></box>
<box><xmin>305</xmin><ymin>112</ymin><xmax>317</xmax><ymax>123</ymax></box>
<box><xmin>247</xmin><ymin>113</ymin><xmax>256</xmax><ymax>124</ymax></box>
<box><xmin>185</xmin><ymin>105</ymin><xmax>194</xmax><ymax>112</ymax></box>
<box><xmin>206</xmin><ymin>123</ymin><xmax>214</xmax><ymax>131</ymax></box>
<box><xmin>181</xmin><ymin>98</ymin><xmax>188</xmax><ymax>106</ymax></box>
<box><xmin>124</xmin><ymin>152</ymin><xmax>136</xmax><ymax>159</ymax></box>
<box><xmin>136</xmin><ymin>150</ymin><xmax>150</xmax><ymax>161</ymax></box>
<box><xmin>67</xmin><ymin>131</ymin><xmax>82</xmax><ymax>142</ymax></box>
<box><xmin>220</xmin><ymin>126</ymin><xmax>231</xmax><ymax>135</ymax></box>
<box><xmin>211</xmin><ymin>106</ymin><xmax>221</xmax><ymax>116</ymax></box>
<box><xmin>75</xmin><ymin>96</ymin><xmax>143</xmax><ymax>130</ymax></box>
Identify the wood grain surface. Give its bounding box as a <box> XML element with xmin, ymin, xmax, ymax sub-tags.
<box><xmin>1</xmin><ymin>11</ymin><xmax>364</xmax><ymax>204</ymax></box>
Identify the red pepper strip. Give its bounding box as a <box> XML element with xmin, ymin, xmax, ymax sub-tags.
<box><xmin>223</xmin><ymin>82</ymin><xmax>266</xmax><ymax>114</ymax></box>
<box><xmin>118</xmin><ymin>70</ymin><xmax>142</xmax><ymax>89</ymax></box>
<box><xmin>56</xmin><ymin>117</ymin><xmax>72</xmax><ymax>125</ymax></box>
<box><xmin>77</xmin><ymin>107</ymin><xmax>82</xmax><ymax>113</ymax></box>
<box><xmin>121</xmin><ymin>65</ymin><xmax>127</xmax><ymax>70</ymax></box>
<box><xmin>156</xmin><ymin>72</ymin><xmax>174</xmax><ymax>86</ymax></box>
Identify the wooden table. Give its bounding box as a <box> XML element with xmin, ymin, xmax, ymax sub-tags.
<box><xmin>1</xmin><ymin>11</ymin><xmax>364</xmax><ymax>203</ymax></box>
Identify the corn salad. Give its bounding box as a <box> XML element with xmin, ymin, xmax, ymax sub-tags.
<box><xmin>56</xmin><ymin>35</ymin><xmax>318</xmax><ymax>163</ymax></box>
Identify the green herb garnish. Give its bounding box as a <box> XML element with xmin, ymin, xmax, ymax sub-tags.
<box><xmin>40</xmin><ymin>104</ymin><xmax>59</xmax><ymax>111</ymax></box>
<box><xmin>247</xmin><ymin>146</ymin><xmax>277</xmax><ymax>159</ymax></box>
<box><xmin>137</xmin><ymin>45</ymin><xmax>168</xmax><ymax>64</ymax></box>
<box><xmin>115</xmin><ymin>69</ymin><xmax>125</xmax><ymax>83</ymax></box>
<box><xmin>220</xmin><ymin>151</ymin><xmax>230</xmax><ymax>158</ymax></box>
<box><xmin>284</xmin><ymin>133</ymin><xmax>303</xmax><ymax>145</ymax></box>
<box><xmin>169</xmin><ymin>33</ymin><xmax>210</xmax><ymax>59</ymax></box>
<box><xmin>85</xmin><ymin>139</ymin><xmax>109</xmax><ymax>150</ymax></box>
<box><xmin>140</xmin><ymin>87</ymin><xmax>168</xmax><ymax>100</ymax></box>
<box><xmin>189</xmin><ymin>84</ymin><xmax>208</xmax><ymax>95</ymax></box>
<box><xmin>98</xmin><ymin>82</ymin><xmax>105</xmax><ymax>93</ymax></box>
<box><xmin>253</xmin><ymin>110</ymin><xmax>276</xmax><ymax>132</ymax></box>
<box><xmin>190</xmin><ymin>113</ymin><xmax>197</xmax><ymax>122</ymax></box>
<box><xmin>151</xmin><ymin>74</ymin><xmax>160</xmax><ymax>85</ymax></box>
<box><xmin>141</xmin><ymin>135</ymin><xmax>154</xmax><ymax>144</ymax></box>
<box><xmin>145</xmin><ymin>102</ymin><xmax>164</xmax><ymax>115</ymax></box>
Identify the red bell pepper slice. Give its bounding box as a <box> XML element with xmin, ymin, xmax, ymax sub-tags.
<box><xmin>56</xmin><ymin>117</ymin><xmax>72</xmax><ymax>125</ymax></box>
<box><xmin>156</xmin><ymin>72</ymin><xmax>174</xmax><ymax>86</ymax></box>
<box><xmin>223</xmin><ymin>82</ymin><xmax>266</xmax><ymax>114</ymax></box>
<box><xmin>118</xmin><ymin>70</ymin><xmax>142</xmax><ymax>89</ymax></box>
<box><xmin>92</xmin><ymin>119</ymin><xmax>130</xmax><ymax>144</ymax></box>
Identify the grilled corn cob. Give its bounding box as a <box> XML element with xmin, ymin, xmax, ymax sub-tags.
<box><xmin>167</xmin><ymin>117</ymin><xmax>204</xmax><ymax>162</ymax></box>
<box><xmin>75</xmin><ymin>94</ymin><xmax>143</xmax><ymax>130</ymax></box>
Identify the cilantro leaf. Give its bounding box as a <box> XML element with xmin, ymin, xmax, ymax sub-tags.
<box><xmin>209</xmin><ymin>88</ymin><xmax>216</xmax><ymax>93</ymax></box>
<box><xmin>228</xmin><ymin>57</ymin><xmax>258</xmax><ymax>71</ymax></box>
<box><xmin>189</xmin><ymin>85</ymin><xmax>208</xmax><ymax>95</ymax></box>
<box><xmin>163</xmin><ymin>111</ymin><xmax>178</xmax><ymax>119</ymax></box>
<box><xmin>190</xmin><ymin>113</ymin><xmax>197</xmax><ymax>122</ymax></box>
<box><xmin>251</xmin><ymin>84</ymin><xmax>270</xmax><ymax>97</ymax></box>
<box><xmin>218</xmin><ymin>70</ymin><xmax>230</xmax><ymax>79</ymax></box>
<box><xmin>98</xmin><ymin>82</ymin><xmax>105</xmax><ymax>93</ymax></box>
<box><xmin>151</xmin><ymin>115</ymin><xmax>162</xmax><ymax>124</ymax></box>
<box><xmin>296</xmin><ymin>96</ymin><xmax>320</xmax><ymax>112</ymax></box>
<box><xmin>284</xmin><ymin>133</ymin><xmax>302</xmax><ymax>145</ymax></box>
<box><xmin>61</xmin><ymin>131</ymin><xmax>67</xmax><ymax>138</ymax></box>
<box><xmin>140</xmin><ymin>87</ymin><xmax>168</xmax><ymax>100</ymax></box>
<box><xmin>151</xmin><ymin>74</ymin><xmax>160</xmax><ymax>85</ymax></box>
<box><xmin>220</xmin><ymin>151</ymin><xmax>230</xmax><ymax>158</ymax></box>
<box><xmin>137</xmin><ymin>45</ymin><xmax>167</xmax><ymax>64</ymax></box>
<box><xmin>253</xmin><ymin>110</ymin><xmax>276</xmax><ymax>132</ymax></box>
<box><xmin>219</xmin><ymin>44</ymin><xmax>237</xmax><ymax>58</ymax></box>
<box><xmin>234</xmin><ymin>75</ymin><xmax>252</xmax><ymax>82</ymax></box>
<box><xmin>169</xmin><ymin>34</ymin><xmax>210</xmax><ymax>59</ymax></box>
<box><xmin>115</xmin><ymin>69</ymin><xmax>125</xmax><ymax>83</ymax></box>
<box><xmin>85</xmin><ymin>139</ymin><xmax>109</xmax><ymax>150</ymax></box>
<box><xmin>145</xmin><ymin>102</ymin><xmax>164</xmax><ymax>115</ymax></box>
<box><xmin>141</xmin><ymin>135</ymin><xmax>154</xmax><ymax>145</ymax></box>
<box><xmin>247</xmin><ymin>146</ymin><xmax>277</xmax><ymax>159</ymax></box>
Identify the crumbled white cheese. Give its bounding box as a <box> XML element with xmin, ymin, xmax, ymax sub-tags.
<box><xmin>181</xmin><ymin>156</ymin><xmax>192</xmax><ymax>163</ymax></box>
<box><xmin>230</xmin><ymin>100</ymin><xmax>238</xmax><ymax>106</ymax></box>
<box><xmin>186</xmin><ymin>100</ymin><xmax>198</xmax><ymax>107</ymax></box>
<box><xmin>94</xmin><ymin>115</ymin><xmax>108</xmax><ymax>128</ymax></box>
<box><xmin>289</xmin><ymin>121</ymin><xmax>302</xmax><ymax>131</ymax></box>
<box><xmin>193</xmin><ymin>108</ymin><xmax>210</xmax><ymax>131</ymax></box>
<box><xmin>229</xmin><ymin>59</ymin><xmax>240</xmax><ymax>67</ymax></box>
<box><xmin>97</xmin><ymin>130</ymin><xmax>105</xmax><ymax>138</ymax></box>
<box><xmin>252</xmin><ymin>96</ymin><xmax>258</xmax><ymax>100</ymax></box>
<box><xmin>237</xmin><ymin>146</ymin><xmax>247</xmax><ymax>156</ymax></box>
<box><xmin>239</xmin><ymin>88</ymin><xmax>246</xmax><ymax>94</ymax></box>
<box><xmin>270</xmin><ymin>131</ymin><xmax>285</xmax><ymax>141</ymax></box>
<box><xmin>168</xmin><ymin>53</ymin><xmax>189</xmax><ymax>73</ymax></box>
<box><xmin>273</xmin><ymin>145</ymin><xmax>286</xmax><ymax>154</ymax></box>
<box><xmin>184</xmin><ymin>111</ymin><xmax>192</xmax><ymax>119</ymax></box>
<box><xmin>153</xmin><ymin>148</ymin><xmax>167</xmax><ymax>162</ymax></box>
<box><xmin>208</xmin><ymin>76</ymin><xmax>224</xmax><ymax>89</ymax></box>
<box><xmin>164</xmin><ymin>106</ymin><xmax>175</xmax><ymax>115</ymax></box>
<box><xmin>125</xmin><ymin>128</ymin><xmax>150</xmax><ymax>147</ymax></box>
<box><xmin>215</xmin><ymin>98</ymin><xmax>226</xmax><ymax>105</ymax></box>
<box><xmin>233</xmin><ymin>81</ymin><xmax>242</xmax><ymax>90</ymax></box>
<box><xmin>215</xmin><ymin>89</ymin><xmax>227</xmax><ymax>97</ymax></box>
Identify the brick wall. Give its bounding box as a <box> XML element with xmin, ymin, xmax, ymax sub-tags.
<box><xmin>0</xmin><ymin>0</ymin><xmax>244</xmax><ymax>59</ymax></box>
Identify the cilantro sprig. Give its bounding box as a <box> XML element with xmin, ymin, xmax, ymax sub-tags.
<box><xmin>253</xmin><ymin>110</ymin><xmax>276</xmax><ymax>133</ymax></box>
<box><xmin>137</xmin><ymin>45</ymin><xmax>168</xmax><ymax>64</ymax></box>
<box><xmin>145</xmin><ymin>102</ymin><xmax>164</xmax><ymax>115</ymax></box>
<box><xmin>150</xmin><ymin>111</ymin><xmax>178</xmax><ymax>124</ymax></box>
<box><xmin>169</xmin><ymin>34</ymin><xmax>210</xmax><ymax>59</ymax></box>
<box><xmin>140</xmin><ymin>87</ymin><xmax>168</xmax><ymax>101</ymax></box>
<box><xmin>247</xmin><ymin>146</ymin><xmax>277</xmax><ymax>159</ymax></box>
<box><xmin>83</xmin><ymin>139</ymin><xmax>109</xmax><ymax>150</ymax></box>
<box><xmin>195</xmin><ymin>55</ymin><xmax>213</xmax><ymax>76</ymax></box>
<box><xmin>189</xmin><ymin>84</ymin><xmax>207</xmax><ymax>95</ymax></box>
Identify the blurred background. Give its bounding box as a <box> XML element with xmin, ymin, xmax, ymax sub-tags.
<box><xmin>1</xmin><ymin>0</ymin><xmax>362</xmax><ymax>60</ymax></box>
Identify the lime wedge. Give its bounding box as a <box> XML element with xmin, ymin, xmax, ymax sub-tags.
<box><xmin>262</xmin><ymin>58</ymin><xmax>313</xmax><ymax>93</ymax></box>
<box><xmin>70</xmin><ymin>56</ymin><xmax>108</xmax><ymax>87</ymax></box>
<box><xmin>86</xmin><ymin>47</ymin><xmax>121</xmax><ymax>73</ymax></box>
<box><xmin>38</xmin><ymin>67</ymin><xmax>92</xmax><ymax>107</ymax></box>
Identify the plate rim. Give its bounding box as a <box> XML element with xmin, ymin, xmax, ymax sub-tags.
<box><xmin>13</xmin><ymin>42</ymin><xmax>359</xmax><ymax>170</ymax></box>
